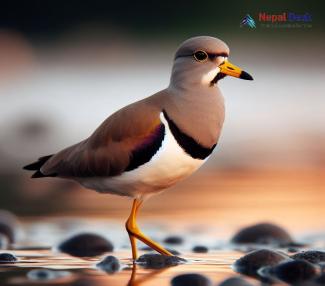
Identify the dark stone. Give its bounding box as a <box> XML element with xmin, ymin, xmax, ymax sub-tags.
<box><xmin>287</xmin><ymin>247</ymin><xmax>299</xmax><ymax>253</ymax></box>
<box><xmin>233</xmin><ymin>249</ymin><xmax>289</xmax><ymax>277</ymax></box>
<box><xmin>192</xmin><ymin>245</ymin><xmax>209</xmax><ymax>253</ymax></box>
<box><xmin>231</xmin><ymin>223</ymin><xmax>294</xmax><ymax>246</ymax></box>
<box><xmin>171</xmin><ymin>273</ymin><xmax>211</xmax><ymax>286</ymax></box>
<box><xmin>28</xmin><ymin>269</ymin><xmax>55</xmax><ymax>280</ymax></box>
<box><xmin>58</xmin><ymin>233</ymin><xmax>113</xmax><ymax>257</ymax></box>
<box><xmin>96</xmin><ymin>255</ymin><xmax>121</xmax><ymax>273</ymax></box>
<box><xmin>218</xmin><ymin>277</ymin><xmax>253</xmax><ymax>286</ymax></box>
<box><xmin>292</xmin><ymin>251</ymin><xmax>325</xmax><ymax>264</ymax></box>
<box><xmin>27</xmin><ymin>269</ymin><xmax>70</xmax><ymax>280</ymax></box>
<box><xmin>136</xmin><ymin>253</ymin><xmax>186</xmax><ymax>269</ymax></box>
<box><xmin>0</xmin><ymin>210</ymin><xmax>19</xmax><ymax>243</ymax></box>
<box><xmin>0</xmin><ymin>252</ymin><xmax>17</xmax><ymax>263</ymax></box>
<box><xmin>140</xmin><ymin>246</ymin><xmax>180</xmax><ymax>255</ymax></box>
<box><xmin>272</xmin><ymin>260</ymin><xmax>318</xmax><ymax>284</ymax></box>
<box><xmin>164</xmin><ymin>236</ymin><xmax>184</xmax><ymax>245</ymax></box>
<box><xmin>287</xmin><ymin>241</ymin><xmax>307</xmax><ymax>247</ymax></box>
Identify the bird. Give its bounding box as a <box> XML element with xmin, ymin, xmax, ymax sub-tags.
<box><xmin>23</xmin><ymin>36</ymin><xmax>253</xmax><ymax>260</ymax></box>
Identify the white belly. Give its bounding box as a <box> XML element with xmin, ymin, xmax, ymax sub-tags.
<box><xmin>79</xmin><ymin>113</ymin><xmax>208</xmax><ymax>198</ymax></box>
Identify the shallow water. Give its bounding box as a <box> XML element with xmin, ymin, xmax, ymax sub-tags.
<box><xmin>0</xmin><ymin>247</ymin><xmax>259</xmax><ymax>286</ymax></box>
<box><xmin>1</xmin><ymin>169</ymin><xmax>325</xmax><ymax>285</ymax></box>
<box><xmin>1</xmin><ymin>216</ymin><xmax>325</xmax><ymax>286</ymax></box>
<box><xmin>5</xmin><ymin>245</ymin><xmax>320</xmax><ymax>286</ymax></box>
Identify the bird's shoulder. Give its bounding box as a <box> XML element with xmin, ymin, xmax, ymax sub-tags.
<box><xmin>89</xmin><ymin>93</ymin><xmax>164</xmax><ymax>147</ymax></box>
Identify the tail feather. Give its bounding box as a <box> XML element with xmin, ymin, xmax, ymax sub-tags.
<box><xmin>23</xmin><ymin>155</ymin><xmax>57</xmax><ymax>178</ymax></box>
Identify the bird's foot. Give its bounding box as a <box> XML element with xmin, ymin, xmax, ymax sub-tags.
<box><xmin>126</xmin><ymin>220</ymin><xmax>173</xmax><ymax>258</ymax></box>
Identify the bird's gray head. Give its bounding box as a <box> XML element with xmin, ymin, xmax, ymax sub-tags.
<box><xmin>169</xmin><ymin>36</ymin><xmax>253</xmax><ymax>89</ymax></box>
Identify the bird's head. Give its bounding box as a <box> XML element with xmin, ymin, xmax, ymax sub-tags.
<box><xmin>170</xmin><ymin>36</ymin><xmax>253</xmax><ymax>89</ymax></box>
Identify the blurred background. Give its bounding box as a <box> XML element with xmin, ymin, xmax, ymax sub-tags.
<box><xmin>0</xmin><ymin>0</ymin><xmax>324</xmax><ymax>232</ymax></box>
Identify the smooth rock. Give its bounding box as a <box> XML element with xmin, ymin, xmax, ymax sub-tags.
<box><xmin>27</xmin><ymin>269</ymin><xmax>70</xmax><ymax>281</ymax></box>
<box><xmin>140</xmin><ymin>246</ymin><xmax>180</xmax><ymax>255</ymax></box>
<box><xmin>136</xmin><ymin>253</ymin><xmax>186</xmax><ymax>269</ymax></box>
<box><xmin>171</xmin><ymin>273</ymin><xmax>211</xmax><ymax>286</ymax></box>
<box><xmin>271</xmin><ymin>260</ymin><xmax>318</xmax><ymax>284</ymax></box>
<box><xmin>287</xmin><ymin>247</ymin><xmax>299</xmax><ymax>253</ymax></box>
<box><xmin>233</xmin><ymin>249</ymin><xmax>289</xmax><ymax>277</ymax></box>
<box><xmin>192</xmin><ymin>245</ymin><xmax>209</xmax><ymax>253</ymax></box>
<box><xmin>218</xmin><ymin>276</ymin><xmax>253</xmax><ymax>286</ymax></box>
<box><xmin>164</xmin><ymin>236</ymin><xmax>184</xmax><ymax>245</ymax></box>
<box><xmin>0</xmin><ymin>252</ymin><xmax>17</xmax><ymax>263</ymax></box>
<box><xmin>96</xmin><ymin>255</ymin><xmax>121</xmax><ymax>273</ymax></box>
<box><xmin>231</xmin><ymin>223</ymin><xmax>294</xmax><ymax>246</ymax></box>
<box><xmin>58</xmin><ymin>233</ymin><xmax>113</xmax><ymax>257</ymax></box>
<box><xmin>292</xmin><ymin>251</ymin><xmax>325</xmax><ymax>264</ymax></box>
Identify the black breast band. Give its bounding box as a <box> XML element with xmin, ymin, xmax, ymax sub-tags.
<box><xmin>162</xmin><ymin>110</ymin><xmax>216</xmax><ymax>160</ymax></box>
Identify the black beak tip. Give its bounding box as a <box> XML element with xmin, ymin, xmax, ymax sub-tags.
<box><xmin>240</xmin><ymin>71</ymin><xmax>253</xmax><ymax>80</ymax></box>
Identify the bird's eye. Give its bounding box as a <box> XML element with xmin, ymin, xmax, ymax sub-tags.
<box><xmin>193</xmin><ymin>50</ymin><xmax>208</xmax><ymax>62</ymax></box>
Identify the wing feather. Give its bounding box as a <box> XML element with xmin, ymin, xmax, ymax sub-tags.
<box><xmin>41</xmin><ymin>99</ymin><xmax>164</xmax><ymax>178</ymax></box>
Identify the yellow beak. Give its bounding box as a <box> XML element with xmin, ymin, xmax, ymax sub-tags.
<box><xmin>218</xmin><ymin>60</ymin><xmax>253</xmax><ymax>80</ymax></box>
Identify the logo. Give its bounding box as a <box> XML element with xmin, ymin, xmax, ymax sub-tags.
<box><xmin>240</xmin><ymin>14</ymin><xmax>256</xmax><ymax>28</ymax></box>
<box><xmin>259</xmin><ymin>12</ymin><xmax>312</xmax><ymax>23</ymax></box>
<box><xmin>240</xmin><ymin>12</ymin><xmax>312</xmax><ymax>29</ymax></box>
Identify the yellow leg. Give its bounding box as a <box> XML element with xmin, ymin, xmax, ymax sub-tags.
<box><xmin>126</xmin><ymin>198</ymin><xmax>173</xmax><ymax>260</ymax></box>
<box><xmin>128</xmin><ymin>234</ymin><xmax>138</xmax><ymax>261</ymax></box>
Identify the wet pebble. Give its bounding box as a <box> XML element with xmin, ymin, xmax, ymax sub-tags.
<box><xmin>164</xmin><ymin>236</ymin><xmax>184</xmax><ymax>245</ymax></box>
<box><xmin>231</xmin><ymin>223</ymin><xmax>294</xmax><ymax>246</ymax></box>
<box><xmin>218</xmin><ymin>276</ymin><xmax>253</xmax><ymax>286</ymax></box>
<box><xmin>271</xmin><ymin>260</ymin><xmax>319</xmax><ymax>284</ymax></box>
<box><xmin>27</xmin><ymin>269</ymin><xmax>70</xmax><ymax>281</ymax></box>
<box><xmin>0</xmin><ymin>252</ymin><xmax>17</xmax><ymax>263</ymax></box>
<box><xmin>140</xmin><ymin>246</ymin><xmax>180</xmax><ymax>255</ymax></box>
<box><xmin>192</xmin><ymin>245</ymin><xmax>209</xmax><ymax>253</ymax></box>
<box><xmin>233</xmin><ymin>249</ymin><xmax>289</xmax><ymax>277</ymax></box>
<box><xmin>58</xmin><ymin>233</ymin><xmax>114</xmax><ymax>257</ymax></box>
<box><xmin>136</xmin><ymin>253</ymin><xmax>186</xmax><ymax>269</ymax></box>
<box><xmin>96</xmin><ymin>255</ymin><xmax>121</xmax><ymax>273</ymax></box>
<box><xmin>292</xmin><ymin>250</ymin><xmax>325</xmax><ymax>264</ymax></box>
<box><xmin>171</xmin><ymin>273</ymin><xmax>211</xmax><ymax>286</ymax></box>
<box><xmin>287</xmin><ymin>247</ymin><xmax>299</xmax><ymax>253</ymax></box>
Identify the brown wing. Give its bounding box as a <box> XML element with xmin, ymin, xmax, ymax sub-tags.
<box><xmin>41</xmin><ymin>98</ymin><xmax>164</xmax><ymax>178</ymax></box>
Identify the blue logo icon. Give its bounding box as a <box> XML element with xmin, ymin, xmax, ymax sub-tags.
<box><xmin>241</xmin><ymin>14</ymin><xmax>256</xmax><ymax>28</ymax></box>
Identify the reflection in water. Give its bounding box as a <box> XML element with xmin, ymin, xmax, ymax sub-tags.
<box><xmin>127</xmin><ymin>263</ymin><xmax>168</xmax><ymax>286</ymax></box>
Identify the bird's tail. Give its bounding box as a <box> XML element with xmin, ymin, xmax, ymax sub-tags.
<box><xmin>23</xmin><ymin>155</ymin><xmax>56</xmax><ymax>178</ymax></box>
